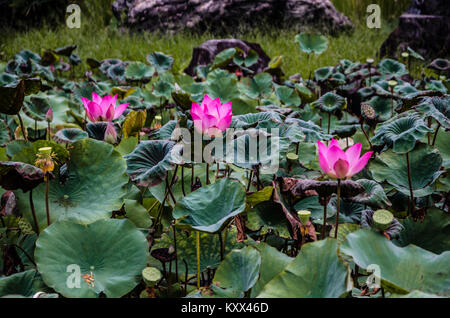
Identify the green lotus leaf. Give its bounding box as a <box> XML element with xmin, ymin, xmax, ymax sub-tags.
<box><xmin>125</xmin><ymin>140</ymin><xmax>176</xmax><ymax>188</ymax></box>
<box><xmin>230</xmin><ymin>112</ymin><xmax>283</xmax><ymax>129</ymax></box>
<box><xmin>150</xmin><ymin>226</ymin><xmax>244</xmax><ymax>274</ymax></box>
<box><xmin>393</xmin><ymin>208</ymin><xmax>450</xmax><ymax>254</ymax></box>
<box><xmin>124</xmin><ymin>199</ymin><xmax>152</xmax><ymax>228</ymax></box>
<box><xmin>370</xmin><ymin>143</ymin><xmax>443</xmax><ymax>197</ymax></box>
<box><xmin>149</xmin><ymin>120</ymin><xmax>177</xmax><ymax>140</ymax></box>
<box><xmin>12</xmin><ymin>140</ymin><xmax>69</xmax><ymax>165</ymax></box>
<box><xmin>279</xmin><ymin>123</ymin><xmax>306</xmax><ymax>144</ymax></box>
<box><xmin>247</xmin><ymin>201</ymin><xmax>291</xmax><ymax>238</ymax></box>
<box><xmin>147</xmin><ymin>52</ymin><xmax>174</xmax><ymax>73</ymax></box>
<box><xmin>239</xmin><ymin>73</ymin><xmax>273</xmax><ymax>99</ymax></box>
<box><xmin>53</xmin><ymin>128</ymin><xmax>88</xmax><ymax>144</ymax></box>
<box><xmin>314</xmin><ymin>66</ymin><xmax>333</xmax><ymax>82</ymax></box>
<box><xmin>327</xmin><ymin>198</ymin><xmax>364</xmax><ymax>224</ymax></box>
<box><xmin>294</xmin><ymin>195</ymin><xmax>328</xmax><ymax>220</ymax></box>
<box><xmin>106</xmin><ymin>64</ymin><xmax>126</xmax><ymax>82</ymax></box>
<box><xmin>425</xmin><ymin>80</ymin><xmax>447</xmax><ymax>94</ymax></box>
<box><xmin>275</xmin><ymin>85</ymin><xmax>301</xmax><ymax>107</ymax></box>
<box><xmin>378</xmin><ymin>58</ymin><xmax>407</xmax><ymax>77</ymax></box>
<box><xmin>125</xmin><ymin>61</ymin><xmax>155</xmax><ymax>81</ymax></box>
<box><xmin>314</xmin><ymin>92</ymin><xmax>345</xmax><ymax>113</ymax></box>
<box><xmin>173</xmin><ymin>178</ymin><xmax>246</xmax><ymax>233</ymax></box>
<box><xmin>205</xmin><ymin>74</ymin><xmax>239</xmax><ymax>102</ymax></box>
<box><xmin>433</xmin><ymin>127</ymin><xmax>450</xmax><ymax>168</ymax></box>
<box><xmin>16</xmin><ymin>139</ymin><xmax>128</xmax><ymax>231</ymax></box>
<box><xmin>213</xmin><ymin>246</ymin><xmax>261</xmax><ymax>293</ymax></box>
<box><xmin>35</xmin><ymin>219</ymin><xmax>149</xmax><ymax>298</ymax></box>
<box><xmin>212</xmin><ymin>48</ymin><xmax>236</xmax><ymax>69</ymax></box>
<box><xmin>256</xmin><ymin>239</ymin><xmax>348</xmax><ymax>298</ymax></box>
<box><xmin>364</xmin><ymin>96</ymin><xmax>396</xmax><ymax>122</ymax></box>
<box><xmin>414</xmin><ymin>95</ymin><xmax>449</xmax><ymax>129</ymax></box>
<box><xmin>349</xmin><ymin>179</ymin><xmax>391</xmax><ymax>209</ymax></box>
<box><xmin>0</xmin><ymin>270</ymin><xmax>48</xmax><ymax>297</ymax></box>
<box><xmin>249</xmin><ymin>242</ymin><xmax>293</xmax><ymax>297</ymax></box>
<box><xmin>295</xmin><ymin>33</ymin><xmax>328</xmax><ymax>55</ymax></box>
<box><xmin>371</xmin><ymin>113</ymin><xmax>433</xmax><ymax>153</ymax></box>
<box><xmin>284</xmin><ymin>118</ymin><xmax>332</xmax><ymax>142</ymax></box>
<box><xmin>153</xmin><ymin>79</ymin><xmax>173</xmax><ymax>100</ymax></box>
<box><xmin>341</xmin><ymin>229</ymin><xmax>450</xmax><ymax>294</ymax></box>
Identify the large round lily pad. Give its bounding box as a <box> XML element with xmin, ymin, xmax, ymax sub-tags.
<box><xmin>295</xmin><ymin>33</ymin><xmax>328</xmax><ymax>55</ymax></box>
<box><xmin>35</xmin><ymin>219</ymin><xmax>149</xmax><ymax>298</ymax></box>
<box><xmin>173</xmin><ymin>178</ymin><xmax>246</xmax><ymax>233</ymax></box>
<box><xmin>16</xmin><ymin>139</ymin><xmax>128</xmax><ymax>230</ymax></box>
<box><xmin>341</xmin><ymin>229</ymin><xmax>450</xmax><ymax>295</ymax></box>
<box><xmin>370</xmin><ymin>143</ymin><xmax>443</xmax><ymax>198</ymax></box>
<box><xmin>256</xmin><ymin>239</ymin><xmax>348</xmax><ymax>298</ymax></box>
<box><xmin>0</xmin><ymin>270</ymin><xmax>48</xmax><ymax>297</ymax></box>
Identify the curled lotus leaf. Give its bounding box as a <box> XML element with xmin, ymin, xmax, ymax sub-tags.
<box><xmin>364</xmin><ymin>96</ymin><xmax>396</xmax><ymax>122</ymax></box>
<box><xmin>349</xmin><ymin>179</ymin><xmax>392</xmax><ymax>209</ymax></box>
<box><xmin>427</xmin><ymin>58</ymin><xmax>450</xmax><ymax>73</ymax></box>
<box><xmin>230</xmin><ymin>112</ymin><xmax>283</xmax><ymax>129</ymax></box>
<box><xmin>284</xmin><ymin>118</ymin><xmax>332</xmax><ymax>142</ymax></box>
<box><xmin>53</xmin><ymin>128</ymin><xmax>88</xmax><ymax>144</ymax></box>
<box><xmin>173</xmin><ymin>178</ymin><xmax>246</xmax><ymax>233</ymax></box>
<box><xmin>35</xmin><ymin>219</ymin><xmax>149</xmax><ymax>298</ymax></box>
<box><xmin>370</xmin><ymin>143</ymin><xmax>443</xmax><ymax>198</ymax></box>
<box><xmin>315</xmin><ymin>92</ymin><xmax>346</xmax><ymax>113</ymax></box>
<box><xmin>414</xmin><ymin>95</ymin><xmax>449</xmax><ymax>129</ymax></box>
<box><xmin>371</xmin><ymin>113</ymin><xmax>433</xmax><ymax>153</ymax></box>
<box><xmin>378</xmin><ymin>58</ymin><xmax>407</xmax><ymax>77</ymax></box>
<box><xmin>0</xmin><ymin>161</ymin><xmax>44</xmax><ymax>192</ymax></box>
<box><xmin>125</xmin><ymin>140</ymin><xmax>176</xmax><ymax>188</ymax></box>
<box><xmin>341</xmin><ymin>229</ymin><xmax>450</xmax><ymax>295</ymax></box>
<box><xmin>0</xmin><ymin>270</ymin><xmax>48</xmax><ymax>297</ymax></box>
<box><xmin>146</xmin><ymin>52</ymin><xmax>174</xmax><ymax>73</ymax></box>
<box><xmin>125</xmin><ymin>61</ymin><xmax>155</xmax><ymax>81</ymax></box>
<box><xmin>314</xmin><ymin>66</ymin><xmax>333</xmax><ymax>82</ymax></box>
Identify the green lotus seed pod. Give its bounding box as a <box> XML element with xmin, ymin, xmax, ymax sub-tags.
<box><xmin>286</xmin><ymin>152</ymin><xmax>299</xmax><ymax>161</ymax></box>
<box><xmin>154</xmin><ymin>115</ymin><xmax>162</xmax><ymax>121</ymax></box>
<box><xmin>366</xmin><ymin>58</ymin><xmax>374</xmax><ymax>65</ymax></box>
<box><xmin>373</xmin><ymin>209</ymin><xmax>394</xmax><ymax>231</ymax></box>
<box><xmin>388</xmin><ymin>80</ymin><xmax>398</xmax><ymax>88</ymax></box>
<box><xmin>401</xmin><ymin>52</ymin><xmax>409</xmax><ymax>58</ymax></box>
<box><xmin>142</xmin><ymin>267</ymin><xmax>162</xmax><ymax>287</ymax></box>
<box><xmin>38</xmin><ymin>147</ymin><xmax>53</xmax><ymax>155</ymax></box>
<box><xmin>297</xmin><ymin>210</ymin><xmax>311</xmax><ymax>225</ymax></box>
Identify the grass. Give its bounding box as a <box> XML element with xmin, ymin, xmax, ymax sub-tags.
<box><xmin>0</xmin><ymin>0</ymin><xmax>419</xmax><ymax>78</ymax></box>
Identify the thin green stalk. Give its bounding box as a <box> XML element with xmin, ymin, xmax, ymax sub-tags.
<box><xmin>181</xmin><ymin>165</ymin><xmax>186</xmax><ymax>196</ymax></box>
<box><xmin>45</xmin><ymin>175</ymin><xmax>51</xmax><ymax>226</ymax></box>
<box><xmin>196</xmin><ymin>231</ymin><xmax>201</xmax><ymax>289</ymax></box>
<box><xmin>321</xmin><ymin>200</ymin><xmax>327</xmax><ymax>239</ymax></box>
<box><xmin>17</xmin><ymin>113</ymin><xmax>28</xmax><ymax>142</ymax></box>
<box><xmin>29</xmin><ymin>190</ymin><xmax>40</xmax><ymax>235</ymax></box>
<box><xmin>406</xmin><ymin>152</ymin><xmax>415</xmax><ymax>215</ymax></box>
<box><xmin>327</xmin><ymin>113</ymin><xmax>331</xmax><ymax>134</ymax></box>
<box><xmin>334</xmin><ymin>179</ymin><xmax>341</xmax><ymax>239</ymax></box>
<box><xmin>172</xmin><ymin>223</ymin><xmax>178</xmax><ymax>283</ymax></box>
<box><xmin>206</xmin><ymin>163</ymin><xmax>210</xmax><ymax>185</ymax></box>
<box><xmin>432</xmin><ymin>123</ymin><xmax>441</xmax><ymax>146</ymax></box>
<box><xmin>218</xmin><ymin>231</ymin><xmax>224</xmax><ymax>261</ymax></box>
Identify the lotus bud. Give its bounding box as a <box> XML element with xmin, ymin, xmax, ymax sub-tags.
<box><xmin>372</xmin><ymin>209</ymin><xmax>394</xmax><ymax>232</ymax></box>
<box><xmin>297</xmin><ymin>210</ymin><xmax>311</xmax><ymax>225</ymax></box>
<box><xmin>46</xmin><ymin>108</ymin><xmax>53</xmax><ymax>123</ymax></box>
<box><xmin>104</xmin><ymin>122</ymin><xmax>117</xmax><ymax>145</ymax></box>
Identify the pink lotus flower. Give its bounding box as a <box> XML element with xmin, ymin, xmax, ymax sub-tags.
<box><xmin>317</xmin><ymin>139</ymin><xmax>373</xmax><ymax>179</ymax></box>
<box><xmin>190</xmin><ymin>94</ymin><xmax>232</xmax><ymax>137</ymax></box>
<box><xmin>81</xmin><ymin>92</ymin><xmax>129</xmax><ymax>122</ymax></box>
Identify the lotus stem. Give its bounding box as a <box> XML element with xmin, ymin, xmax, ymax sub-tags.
<box><xmin>205</xmin><ymin>163</ymin><xmax>210</xmax><ymax>185</ymax></box>
<box><xmin>327</xmin><ymin>113</ymin><xmax>331</xmax><ymax>135</ymax></box>
<box><xmin>432</xmin><ymin>123</ymin><xmax>441</xmax><ymax>146</ymax></box>
<box><xmin>47</xmin><ymin>122</ymin><xmax>51</xmax><ymax>141</ymax></box>
<box><xmin>181</xmin><ymin>166</ymin><xmax>186</xmax><ymax>196</ymax></box>
<box><xmin>246</xmin><ymin>170</ymin><xmax>253</xmax><ymax>192</ymax></box>
<box><xmin>360</xmin><ymin>122</ymin><xmax>373</xmax><ymax>149</ymax></box>
<box><xmin>406</xmin><ymin>152</ymin><xmax>415</xmax><ymax>216</ymax></box>
<box><xmin>216</xmin><ymin>163</ymin><xmax>220</xmax><ymax>179</ymax></box>
<box><xmin>17</xmin><ymin>113</ymin><xmax>28</xmax><ymax>142</ymax></box>
<box><xmin>45</xmin><ymin>175</ymin><xmax>51</xmax><ymax>226</ymax></box>
<box><xmin>196</xmin><ymin>231</ymin><xmax>201</xmax><ymax>289</ymax></box>
<box><xmin>218</xmin><ymin>231</ymin><xmax>224</xmax><ymax>261</ymax></box>
<box><xmin>295</xmin><ymin>142</ymin><xmax>299</xmax><ymax>155</ymax></box>
<box><xmin>334</xmin><ymin>179</ymin><xmax>341</xmax><ymax>239</ymax></box>
<box><xmin>191</xmin><ymin>165</ymin><xmax>194</xmax><ymax>190</ymax></box>
<box><xmin>29</xmin><ymin>190</ymin><xmax>40</xmax><ymax>235</ymax></box>
<box><xmin>321</xmin><ymin>199</ymin><xmax>327</xmax><ymax>239</ymax></box>
<box><xmin>34</xmin><ymin>120</ymin><xmax>37</xmax><ymax>139</ymax></box>
<box><xmin>172</xmin><ymin>223</ymin><xmax>178</xmax><ymax>283</ymax></box>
